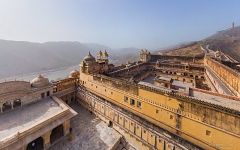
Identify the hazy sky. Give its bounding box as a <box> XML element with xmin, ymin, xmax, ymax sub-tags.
<box><xmin>0</xmin><ymin>0</ymin><xmax>239</xmax><ymax>49</ymax></box>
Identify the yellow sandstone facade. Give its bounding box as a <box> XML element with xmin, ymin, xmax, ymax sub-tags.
<box><xmin>79</xmin><ymin>50</ymin><xmax>240</xmax><ymax>150</ymax></box>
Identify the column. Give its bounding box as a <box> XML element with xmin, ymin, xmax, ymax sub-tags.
<box><xmin>11</xmin><ymin>101</ymin><xmax>14</xmax><ymax>109</ymax></box>
<box><xmin>0</xmin><ymin>103</ymin><xmax>3</xmax><ymax>113</ymax></box>
<box><xmin>42</xmin><ymin>131</ymin><xmax>51</xmax><ymax>150</ymax></box>
<box><xmin>21</xmin><ymin>145</ymin><xmax>27</xmax><ymax>150</ymax></box>
<box><xmin>63</xmin><ymin>120</ymin><xmax>71</xmax><ymax>135</ymax></box>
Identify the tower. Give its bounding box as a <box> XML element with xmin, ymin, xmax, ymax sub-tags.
<box><xmin>140</xmin><ymin>49</ymin><xmax>151</xmax><ymax>62</ymax></box>
<box><xmin>232</xmin><ymin>22</ymin><xmax>235</xmax><ymax>29</ymax></box>
<box><xmin>97</xmin><ymin>50</ymin><xmax>103</xmax><ymax>61</ymax></box>
<box><xmin>102</xmin><ymin>50</ymin><xmax>109</xmax><ymax>64</ymax></box>
<box><xmin>80</xmin><ymin>52</ymin><xmax>96</xmax><ymax>74</ymax></box>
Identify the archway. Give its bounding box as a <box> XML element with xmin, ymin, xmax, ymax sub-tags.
<box><xmin>13</xmin><ymin>99</ymin><xmax>21</xmax><ymax>108</ymax></box>
<box><xmin>26</xmin><ymin>137</ymin><xmax>44</xmax><ymax>150</ymax></box>
<box><xmin>2</xmin><ymin>102</ymin><xmax>12</xmax><ymax>112</ymax></box>
<box><xmin>108</xmin><ymin>121</ymin><xmax>113</xmax><ymax>127</ymax></box>
<box><xmin>50</xmin><ymin>124</ymin><xmax>64</xmax><ymax>144</ymax></box>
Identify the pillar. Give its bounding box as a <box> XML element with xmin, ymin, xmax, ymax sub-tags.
<box><xmin>63</xmin><ymin>120</ymin><xmax>71</xmax><ymax>135</ymax></box>
<box><xmin>0</xmin><ymin>103</ymin><xmax>3</xmax><ymax>113</ymax></box>
<box><xmin>11</xmin><ymin>101</ymin><xmax>14</xmax><ymax>109</ymax></box>
<box><xmin>21</xmin><ymin>145</ymin><xmax>27</xmax><ymax>150</ymax></box>
<box><xmin>42</xmin><ymin>131</ymin><xmax>51</xmax><ymax>150</ymax></box>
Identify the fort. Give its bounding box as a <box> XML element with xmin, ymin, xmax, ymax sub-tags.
<box><xmin>0</xmin><ymin>48</ymin><xmax>240</xmax><ymax>150</ymax></box>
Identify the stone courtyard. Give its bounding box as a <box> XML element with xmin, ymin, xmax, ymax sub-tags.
<box><xmin>49</xmin><ymin>102</ymin><xmax>124</xmax><ymax>150</ymax></box>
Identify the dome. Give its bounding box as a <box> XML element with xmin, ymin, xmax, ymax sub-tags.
<box><xmin>69</xmin><ymin>70</ymin><xmax>80</xmax><ymax>78</ymax></box>
<box><xmin>83</xmin><ymin>52</ymin><xmax>95</xmax><ymax>62</ymax></box>
<box><xmin>30</xmin><ymin>75</ymin><xmax>50</xmax><ymax>88</ymax></box>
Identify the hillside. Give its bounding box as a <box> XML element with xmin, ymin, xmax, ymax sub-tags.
<box><xmin>0</xmin><ymin>40</ymin><xmax>138</xmax><ymax>78</ymax></box>
<box><xmin>159</xmin><ymin>42</ymin><xmax>204</xmax><ymax>57</ymax></box>
<box><xmin>204</xmin><ymin>26</ymin><xmax>240</xmax><ymax>61</ymax></box>
<box><xmin>154</xmin><ymin>26</ymin><xmax>240</xmax><ymax>61</ymax></box>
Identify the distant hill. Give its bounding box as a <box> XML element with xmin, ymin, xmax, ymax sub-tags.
<box><xmin>204</xmin><ymin>26</ymin><xmax>240</xmax><ymax>61</ymax></box>
<box><xmin>154</xmin><ymin>41</ymin><xmax>204</xmax><ymax>57</ymax></box>
<box><xmin>154</xmin><ymin>26</ymin><xmax>240</xmax><ymax>61</ymax></box>
<box><xmin>0</xmin><ymin>39</ymin><xmax>139</xmax><ymax>78</ymax></box>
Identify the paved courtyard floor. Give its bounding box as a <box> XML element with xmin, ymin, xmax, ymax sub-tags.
<box><xmin>49</xmin><ymin>102</ymin><xmax>122</xmax><ymax>150</ymax></box>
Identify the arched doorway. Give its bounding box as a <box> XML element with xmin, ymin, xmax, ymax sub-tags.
<box><xmin>13</xmin><ymin>99</ymin><xmax>21</xmax><ymax>108</ymax></box>
<box><xmin>50</xmin><ymin>124</ymin><xmax>64</xmax><ymax>144</ymax></box>
<box><xmin>2</xmin><ymin>102</ymin><xmax>12</xmax><ymax>112</ymax></box>
<box><xmin>108</xmin><ymin>121</ymin><xmax>113</xmax><ymax>127</ymax></box>
<box><xmin>26</xmin><ymin>137</ymin><xmax>44</xmax><ymax>150</ymax></box>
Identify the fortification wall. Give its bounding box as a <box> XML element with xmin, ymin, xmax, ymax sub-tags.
<box><xmin>150</xmin><ymin>55</ymin><xmax>204</xmax><ymax>64</ymax></box>
<box><xmin>205</xmin><ymin>57</ymin><xmax>240</xmax><ymax>96</ymax></box>
<box><xmin>77</xmin><ymin>88</ymin><xmax>192</xmax><ymax>150</ymax></box>
<box><xmin>79</xmin><ymin>72</ymin><xmax>240</xmax><ymax>150</ymax></box>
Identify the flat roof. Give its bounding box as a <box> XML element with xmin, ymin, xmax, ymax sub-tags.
<box><xmin>139</xmin><ymin>81</ymin><xmax>240</xmax><ymax>112</ymax></box>
<box><xmin>0</xmin><ymin>98</ymin><xmax>66</xmax><ymax>142</ymax></box>
<box><xmin>172</xmin><ymin>80</ymin><xmax>193</xmax><ymax>88</ymax></box>
<box><xmin>193</xmin><ymin>91</ymin><xmax>240</xmax><ymax>112</ymax></box>
<box><xmin>157</xmin><ymin>76</ymin><xmax>172</xmax><ymax>82</ymax></box>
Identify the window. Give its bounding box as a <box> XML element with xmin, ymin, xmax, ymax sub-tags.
<box><xmin>47</xmin><ymin>91</ymin><xmax>50</xmax><ymax>96</ymax></box>
<box><xmin>156</xmin><ymin>109</ymin><xmax>159</xmax><ymax>114</ymax></box>
<box><xmin>206</xmin><ymin>130</ymin><xmax>211</xmax><ymax>136</ymax></box>
<box><xmin>124</xmin><ymin>96</ymin><xmax>128</xmax><ymax>103</ymax></box>
<box><xmin>137</xmin><ymin>101</ymin><xmax>141</xmax><ymax>108</ymax></box>
<box><xmin>130</xmin><ymin>99</ymin><xmax>135</xmax><ymax>106</ymax></box>
<box><xmin>170</xmin><ymin>115</ymin><xmax>173</xmax><ymax>119</ymax></box>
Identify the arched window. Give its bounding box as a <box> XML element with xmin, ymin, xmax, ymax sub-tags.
<box><xmin>27</xmin><ymin>137</ymin><xmax>44</xmax><ymax>150</ymax></box>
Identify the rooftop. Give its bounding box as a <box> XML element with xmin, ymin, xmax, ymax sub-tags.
<box><xmin>139</xmin><ymin>81</ymin><xmax>240</xmax><ymax>112</ymax></box>
<box><xmin>0</xmin><ymin>97</ymin><xmax>68</xmax><ymax>143</ymax></box>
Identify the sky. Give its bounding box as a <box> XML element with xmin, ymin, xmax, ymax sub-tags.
<box><xmin>0</xmin><ymin>0</ymin><xmax>239</xmax><ymax>49</ymax></box>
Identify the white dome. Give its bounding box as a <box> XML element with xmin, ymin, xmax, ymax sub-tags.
<box><xmin>30</xmin><ymin>75</ymin><xmax>50</xmax><ymax>88</ymax></box>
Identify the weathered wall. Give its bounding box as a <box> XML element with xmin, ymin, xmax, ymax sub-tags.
<box><xmin>79</xmin><ymin>72</ymin><xmax>240</xmax><ymax>150</ymax></box>
<box><xmin>77</xmin><ymin>88</ymin><xmax>189</xmax><ymax>150</ymax></box>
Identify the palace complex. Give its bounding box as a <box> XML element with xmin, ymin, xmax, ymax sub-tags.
<box><xmin>1</xmin><ymin>48</ymin><xmax>240</xmax><ymax>150</ymax></box>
